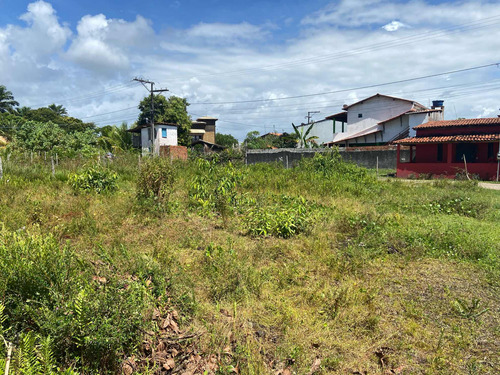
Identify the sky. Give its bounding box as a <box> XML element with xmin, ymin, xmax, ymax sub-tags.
<box><xmin>1</xmin><ymin>0</ymin><xmax>500</xmax><ymax>140</ymax></box>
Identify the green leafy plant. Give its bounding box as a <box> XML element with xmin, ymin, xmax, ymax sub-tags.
<box><xmin>189</xmin><ymin>158</ymin><xmax>243</xmax><ymax>224</ymax></box>
<box><xmin>244</xmin><ymin>195</ymin><xmax>310</xmax><ymax>238</ymax></box>
<box><xmin>69</xmin><ymin>166</ymin><xmax>118</xmax><ymax>194</ymax></box>
<box><xmin>452</xmin><ymin>298</ymin><xmax>489</xmax><ymax>320</ymax></box>
<box><xmin>136</xmin><ymin>156</ymin><xmax>176</xmax><ymax>210</ymax></box>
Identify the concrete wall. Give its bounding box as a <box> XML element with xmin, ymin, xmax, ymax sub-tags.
<box><xmin>246</xmin><ymin>147</ymin><xmax>409</xmax><ymax>169</ymax></box>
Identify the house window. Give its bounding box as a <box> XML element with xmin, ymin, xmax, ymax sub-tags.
<box><xmin>358</xmin><ymin>113</ymin><xmax>363</xmax><ymax>118</ymax></box>
<box><xmin>487</xmin><ymin>143</ymin><xmax>494</xmax><ymax>159</ymax></box>
<box><xmin>437</xmin><ymin>144</ymin><xmax>443</xmax><ymax>162</ymax></box>
<box><xmin>162</xmin><ymin>128</ymin><xmax>167</xmax><ymax>138</ymax></box>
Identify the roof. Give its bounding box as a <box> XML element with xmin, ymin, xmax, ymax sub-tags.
<box><xmin>196</xmin><ymin>116</ymin><xmax>218</xmax><ymax>121</ymax></box>
<box><xmin>127</xmin><ymin>122</ymin><xmax>178</xmax><ymax>133</ymax></box>
<box><xmin>325</xmin><ymin>111</ymin><xmax>348</xmax><ymax>122</ymax></box>
<box><xmin>191</xmin><ymin>139</ymin><xmax>226</xmax><ymax>150</ymax></box>
<box><xmin>414</xmin><ymin>118</ymin><xmax>500</xmax><ymax>129</ymax></box>
<box><xmin>190</xmin><ymin>129</ymin><xmax>206</xmax><ymax>134</ymax></box>
<box><xmin>325</xmin><ymin>124</ymin><xmax>382</xmax><ymax>145</ymax></box>
<box><xmin>342</xmin><ymin>93</ymin><xmax>425</xmax><ymax>110</ymax></box>
<box><xmin>260</xmin><ymin>132</ymin><xmax>283</xmax><ymax>138</ymax></box>
<box><xmin>395</xmin><ymin>133</ymin><xmax>500</xmax><ymax>145</ymax></box>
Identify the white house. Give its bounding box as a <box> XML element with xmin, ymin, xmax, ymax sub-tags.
<box><xmin>128</xmin><ymin>122</ymin><xmax>179</xmax><ymax>154</ymax></box>
<box><xmin>299</xmin><ymin>94</ymin><xmax>444</xmax><ymax>147</ymax></box>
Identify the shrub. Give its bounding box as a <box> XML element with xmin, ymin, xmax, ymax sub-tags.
<box><xmin>244</xmin><ymin>195</ymin><xmax>310</xmax><ymax>238</ymax></box>
<box><xmin>69</xmin><ymin>166</ymin><xmax>118</xmax><ymax>194</ymax></box>
<box><xmin>189</xmin><ymin>158</ymin><xmax>243</xmax><ymax>223</ymax></box>
<box><xmin>136</xmin><ymin>156</ymin><xmax>176</xmax><ymax>209</ymax></box>
<box><xmin>0</xmin><ymin>228</ymin><xmax>162</xmax><ymax>373</ymax></box>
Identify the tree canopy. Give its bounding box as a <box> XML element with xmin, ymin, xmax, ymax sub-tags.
<box><xmin>243</xmin><ymin>131</ymin><xmax>298</xmax><ymax>149</ymax></box>
<box><xmin>138</xmin><ymin>95</ymin><xmax>192</xmax><ymax>146</ymax></box>
<box><xmin>215</xmin><ymin>133</ymin><xmax>239</xmax><ymax>148</ymax></box>
<box><xmin>0</xmin><ymin>85</ymin><xmax>19</xmax><ymax>113</ymax></box>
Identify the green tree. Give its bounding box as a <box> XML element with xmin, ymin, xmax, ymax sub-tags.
<box><xmin>215</xmin><ymin>133</ymin><xmax>238</xmax><ymax>148</ymax></box>
<box><xmin>243</xmin><ymin>131</ymin><xmax>266</xmax><ymax>149</ymax></box>
<box><xmin>138</xmin><ymin>95</ymin><xmax>192</xmax><ymax>146</ymax></box>
<box><xmin>24</xmin><ymin>108</ymin><xmax>95</xmax><ymax>133</ymax></box>
<box><xmin>15</xmin><ymin>106</ymin><xmax>32</xmax><ymax>117</ymax></box>
<box><xmin>292</xmin><ymin>122</ymin><xmax>318</xmax><ymax>148</ymax></box>
<box><xmin>98</xmin><ymin>123</ymin><xmax>133</xmax><ymax>152</ymax></box>
<box><xmin>0</xmin><ymin>85</ymin><xmax>19</xmax><ymax>113</ymax></box>
<box><xmin>48</xmin><ymin>104</ymin><xmax>68</xmax><ymax>116</ymax></box>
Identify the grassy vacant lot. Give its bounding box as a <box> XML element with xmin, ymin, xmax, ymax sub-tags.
<box><xmin>0</xmin><ymin>151</ymin><xmax>498</xmax><ymax>374</ymax></box>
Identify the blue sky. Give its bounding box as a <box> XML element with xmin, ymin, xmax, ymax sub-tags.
<box><xmin>1</xmin><ymin>0</ymin><xmax>500</xmax><ymax>139</ymax></box>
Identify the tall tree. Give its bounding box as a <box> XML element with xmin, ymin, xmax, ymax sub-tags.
<box><xmin>137</xmin><ymin>95</ymin><xmax>192</xmax><ymax>146</ymax></box>
<box><xmin>215</xmin><ymin>133</ymin><xmax>239</xmax><ymax>148</ymax></box>
<box><xmin>48</xmin><ymin>104</ymin><xmax>68</xmax><ymax>116</ymax></box>
<box><xmin>0</xmin><ymin>85</ymin><xmax>19</xmax><ymax>113</ymax></box>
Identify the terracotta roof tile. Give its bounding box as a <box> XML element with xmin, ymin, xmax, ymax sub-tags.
<box><xmin>394</xmin><ymin>133</ymin><xmax>500</xmax><ymax>144</ymax></box>
<box><xmin>414</xmin><ymin>118</ymin><xmax>500</xmax><ymax>129</ymax></box>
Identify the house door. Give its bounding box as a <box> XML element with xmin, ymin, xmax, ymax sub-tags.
<box><xmin>455</xmin><ymin>143</ymin><xmax>478</xmax><ymax>163</ymax></box>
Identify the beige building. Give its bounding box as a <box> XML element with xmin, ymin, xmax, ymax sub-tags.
<box><xmin>190</xmin><ymin>117</ymin><xmax>217</xmax><ymax>144</ymax></box>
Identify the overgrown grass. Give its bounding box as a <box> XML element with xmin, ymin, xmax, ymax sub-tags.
<box><xmin>0</xmin><ymin>151</ymin><xmax>498</xmax><ymax>374</ymax></box>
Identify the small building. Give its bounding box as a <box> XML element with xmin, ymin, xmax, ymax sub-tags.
<box><xmin>190</xmin><ymin>117</ymin><xmax>217</xmax><ymax>144</ymax></box>
<box><xmin>302</xmin><ymin>94</ymin><xmax>444</xmax><ymax>147</ymax></box>
<box><xmin>395</xmin><ymin>118</ymin><xmax>500</xmax><ymax>180</ymax></box>
<box><xmin>128</xmin><ymin>122</ymin><xmax>179</xmax><ymax>155</ymax></box>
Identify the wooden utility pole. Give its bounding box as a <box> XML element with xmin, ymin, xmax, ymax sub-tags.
<box><xmin>306</xmin><ymin>111</ymin><xmax>320</xmax><ymax>124</ymax></box>
<box><xmin>133</xmin><ymin>78</ymin><xmax>169</xmax><ymax>156</ymax></box>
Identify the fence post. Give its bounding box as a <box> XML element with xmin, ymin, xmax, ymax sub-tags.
<box><xmin>0</xmin><ymin>156</ymin><xmax>3</xmax><ymax>180</ymax></box>
<box><xmin>51</xmin><ymin>156</ymin><xmax>55</xmax><ymax>177</ymax></box>
<box><xmin>30</xmin><ymin>151</ymin><xmax>33</xmax><ymax>163</ymax></box>
<box><xmin>56</xmin><ymin>153</ymin><xmax>59</xmax><ymax>166</ymax></box>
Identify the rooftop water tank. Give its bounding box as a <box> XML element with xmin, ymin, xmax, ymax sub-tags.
<box><xmin>432</xmin><ymin>100</ymin><xmax>444</xmax><ymax>107</ymax></box>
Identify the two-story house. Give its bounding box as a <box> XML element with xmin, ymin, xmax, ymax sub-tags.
<box><xmin>300</xmin><ymin>94</ymin><xmax>444</xmax><ymax>147</ymax></box>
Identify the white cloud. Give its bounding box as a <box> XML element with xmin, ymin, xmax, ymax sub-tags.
<box><xmin>382</xmin><ymin>21</ymin><xmax>408</xmax><ymax>32</ymax></box>
<box><xmin>5</xmin><ymin>0</ymin><xmax>71</xmax><ymax>61</ymax></box>
<box><xmin>2</xmin><ymin>0</ymin><xmax>500</xmax><ymax>140</ymax></box>
<box><xmin>187</xmin><ymin>22</ymin><xmax>266</xmax><ymax>41</ymax></box>
<box><xmin>66</xmin><ymin>14</ymin><xmax>155</xmax><ymax>73</ymax></box>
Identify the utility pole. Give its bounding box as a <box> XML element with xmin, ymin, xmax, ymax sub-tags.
<box><xmin>133</xmin><ymin>78</ymin><xmax>169</xmax><ymax>155</ymax></box>
<box><xmin>306</xmin><ymin>111</ymin><xmax>320</xmax><ymax>124</ymax></box>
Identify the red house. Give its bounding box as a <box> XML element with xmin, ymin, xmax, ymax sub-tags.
<box><xmin>395</xmin><ymin>118</ymin><xmax>500</xmax><ymax>180</ymax></box>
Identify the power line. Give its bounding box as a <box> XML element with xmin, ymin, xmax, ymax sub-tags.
<box><xmin>163</xmin><ymin>15</ymin><xmax>500</xmax><ymax>82</ymax></box>
<box><xmin>188</xmin><ymin>62</ymin><xmax>500</xmax><ymax>105</ymax></box>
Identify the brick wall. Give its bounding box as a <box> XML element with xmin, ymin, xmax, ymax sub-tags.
<box><xmin>159</xmin><ymin>146</ymin><xmax>188</xmax><ymax>161</ymax></box>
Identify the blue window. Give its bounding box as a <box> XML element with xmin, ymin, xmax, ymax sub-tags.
<box><xmin>162</xmin><ymin>128</ymin><xmax>167</xmax><ymax>138</ymax></box>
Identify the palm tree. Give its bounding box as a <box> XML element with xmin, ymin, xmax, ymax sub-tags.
<box><xmin>15</xmin><ymin>106</ymin><xmax>32</xmax><ymax>117</ymax></box>
<box><xmin>292</xmin><ymin>122</ymin><xmax>318</xmax><ymax>148</ymax></box>
<box><xmin>48</xmin><ymin>104</ymin><xmax>68</xmax><ymax>116</ymax></box>
<box><xmin>0</xmin><ymin>85</ymin><xmax>19</xmax><ymax>113</ymax></box>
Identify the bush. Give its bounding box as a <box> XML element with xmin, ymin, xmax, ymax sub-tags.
<box><xmin>189</xmin><ymin>158</ymin><xmax>243</xmax><ymax>223</ymax></box>
<box><xmin>136</xmin><ymin>156</ymin><xmax>176</xmax><ymax>209</ymax></box>
<box><xmin>69</xmin><ymin>166</ymin><xmax>118</xmax><ymax>194</ymax></box>
<box><xmin>244</xmin><ymin>195</ymin><xmax>310</xmax><ymax>238</ymax></box>
<box><xmin>0</xmin><ymin>228</ymin><xmax>162</xmax><ymax>373</ymax></box>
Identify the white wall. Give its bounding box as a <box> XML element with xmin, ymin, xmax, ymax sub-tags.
<box><xmin>408</xmin><ymin>113</ymin><xmax>428</xmax><ymax>137</ymax></box>
<box><xmin>141</xmin><ymin>125</ymin><xmax>178</xmax><ymax>154</ymax></box>
<box><xmin>346</xmin><ymin>96</ymin><xmax>413</xmax><ymax>134</ymax></box>
<box><xmin>302</xmin><ymin>119</ymin><xmax>334</xmax><ymax>145</ymax></box>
